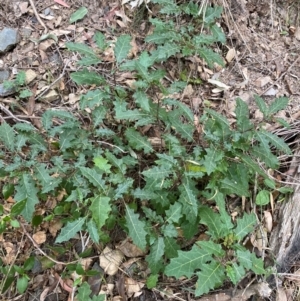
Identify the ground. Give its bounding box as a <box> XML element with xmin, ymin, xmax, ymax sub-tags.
<box><xmin>0</xmin><ymin>0</ymin><xmax>300</xmax><ymax>300</ymax></box>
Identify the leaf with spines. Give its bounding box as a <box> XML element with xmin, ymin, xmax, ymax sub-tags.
<box><xmin>94</xmin><ymin>157</ymin><xmax>111</xmax><ymax>173</ymax></box>
<box><xmin>133</xmin><ymin>90</ymin><xmax>150</xmax><ymax>111</ymax></box>
<box><xmin>234</xmin><ymin>213</ymin><xmax>256</xmax><ymax>240</ymax></box>
<box><xmin>157</xmin><ymin>43</ymin><xmax>181</xmax><ymax>60</ymax></box>
<box><xmin>164</xmin><ymin>98</ymin><xmax>194</xmax><ymax>122</ymax></box>
<box><xmin>66</xmin><ymin>42</ymin><xmax>97</xmax><ymax>58</ymax></box>
<box><xmin>168</xmin><ymin>110</ymin><xmax>194</xmax><ymax>141</ymax></box>
<box><xmin>236</xmin><ymin>249</ymin><xmax>252</xmax><ymax>269</ymax></box>
<box><xmin>14</xmin><ymin>173</ymin><xmax>39</xmax><ymax>221</ymax></box>
<box><xmin>211</xmin><ymin>24</ymin><xmax>226</xmax><ymax>43</ymax></box>
<box><xmin>178</xmin><ymin>179</ymin><xmax>198</xmax><ymax>217</ymax></box>
<box><xmin>114</xmin><ymin>179</ymin><xmax>133</xmax><ymax>199</ymax></box>
<box><xmin>252</xmin><ymin>144</ymin><xmax>278</xmax><ymax>169</ymax></box>
<box><xmin>165</xmin><ymin>202</ymin><xmax>182</xmax><ymax>224</ymax></box>
<box><xmin>239</xmin><ymin>153</ymin><xmax>267</xmax><ymax>177</ymax></box>
<box><xmin>256</xmin><ymin>130</ymin><xmax>291</xmax><ymax>155</ymax></box>
<box><xmin>114</xmin><ymin>35</ymin><xmax>131</xmax><ymax>64</ymax></box>
<box><xmin>114</xmin><ymin>100</ymin><xmax>147</xmax><ymax>121</ymax></box>
<box><xmin>90</xmin><ymin>196</ymin><xmax>111</xmax><ymax>229</ymax></box>
<box><xmin>205</xmin><ymin>108</ymin><xmax>230</xmax><ymax>132</ymax></box>
<box><xmin>268</xmin><ymin>96</ymin><xmax>289</xmax><ymax>115</ymax></box>
<box><xmin>235</xmin><ymin>98</ymin><xmax>253</xmax><ymax>132</ymax></box>
<box><xmin>70</xmin><ymin>7</ymin><xmax>88</xmax><ymax>23</ymax></box>
<box><xmin>105</xmin><ymin>152</ymin><xmax>126</xmax><ymax>174</ymax></box>
<box><xmin>214</xmin><ymin>192</ymin><xmax>234</xmax><ymax>230</ymax></box>
<box><xmin>193</xmin><ymin>34</ymin><xmax>217</xmax><ymax>45</ymax></box>
<box><xmin>0</xmin><ymin>122</ymin><xmax>15</xmax><ymax>151</ymax></box>
<box><xmin>86</xmin><ymin>220</ymin><xmax>100</xmax><ymax>243</ymax></box>
<box><xmin>197</xmin><ymin>47</ymin><xmax>224</xmax><ymax>68</ymax></box>
<box><xmin>71</xmin><ymin>69</ymin><xmax>105</xmax><ymax>85</ymax></box>
<box><xmin>125</xmin><ymin>128</ymin><xmax>153</xmax><ymax>154</ymax></box>
<box><xmin>199</xmin><ymin>206</ymin><xmax>228</xmax><ymax>239</ymax></box>
<box><xmin>77</xmin><ymin>57</ymin><xmax>101</xmax><ymax>66</ymax></box>
<box><xmin>80</xmin><ymin>89</ymin><xmax>110</xmax><ymax>109</ymax></box>
<box><xmin>250</xmin><ymin>253</ymin><xmax>265</xmax><ymax>274</ymax></box>
<box><xmin>254</xmin><ymin>95</ymin><xmax>268</xmax><ymax>117</ymax></box>
<box><xmin>226</xmin><ymin>263</ymin><xmax>245</xmax><ymax>285</ymax></box>
<box><xmin>133</xmin><ymin>188</ymin><xmax>158</xmax><ymax>200</ymax></box>
<box><xmin>146</xmin><ymin>237</ymin><xmax>165</xmax><ymax>274</ymax></box>
<box><xmin>165</xmin><ymin>243</ymin><xmax>212</xmax><ymax>278</ymax></box>
<box><xmin>164</xmin><ymin>237</ymin><xmax>179</xmax><ymax>258</ymax></box>
<box><xmin>195</xmin><ymin>261</ymin><xmax>226</xmax><ymax>296</ymax></box>
<box><xmin>55</xmin><ymin>217</ymin><xmax>86</xmax><ymax>243</ymax></box>
<box><xmin>79</xmin><ymin>167</ymin><xmax>106</xmax><ymax>191</ymax></box>
<box><xmin>125</xmin><ymin>206</ymin><xmax>147</xmax><ymax>250</ymax></box>
<box><xmin>204</xmin><ymin>6</ymin><xmax>223</xmax><ymax>24</ymax></box>
<box><xmin>94</xmin><ymin>32</ymin><xmax>107</xmax><ymax>50</ymax></box>
<box><xmin>35</xmin><ymin>163</ymin><xmax>60</xmax><ymax>193</ymax></box>
<box><xmin>159</xmin><ymin>2</ymin><xmax>181</xmax><ymax>15</ymax></box>
<box><xmin>198</xmin><ymin>241</ymin><xmax>225</xmax><ymax>257</ymax></box>
<box><xmin>42</xmin><ymin>109</ymin><xmax>76</xmax><ymax>130</ymax></box>
<box><xmin>162</xmin><ymin>223</ymin><xmax>178</xmax><ymax>237</ymax></box>
<box><xmin>220</xmin><ymin>163</ymin><xmax>250</xmax><ymax>197</ymax></box>
<box><xmin>203</xmin><ymin>148</ymin><xmax>224</xmax><ymax>175</ymax></box>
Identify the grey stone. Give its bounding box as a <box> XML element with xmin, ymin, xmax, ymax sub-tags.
<box><xmin>0</xmin><ymin>28</ymin><xmax>19</xmax><ymax>54</ymax></box>
<box><xmin>0</xmin><ymin>83</ymin><xmax>16</xmax><ymax>97</ymax></box>
<box><xmin>0</xmin><ymin>70</ymin><xmax>9</xmax><ymax>82</ymax></box>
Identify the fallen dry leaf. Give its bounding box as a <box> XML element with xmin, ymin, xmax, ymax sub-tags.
<box><xmin>49</xmin><ymin>220</ymin><xmax>63</xmax><ymax>237</ymax></box>
<box><xmin>25</xmin><ymin>69</ymin><xmax>37</xmax><ymax>84</ymax></box>
<box><xmin>53</xmin><ymin>0</ymin><xmax>70</xmax><ymax>8</ymax></box>
<box><xmin>33</xmin><ymin>231</ymin><xmax>47</xmax><ymax>244</ymax></box>
<box><xmin>226</xmin><ymin>48</ymin><xmax>236</xmax><ymax>63</ymax></box>
<box><xmin>2</xmin><ymin>242</ymin><xmax>16</xmax><ymax>264</ymax></box>
<box><xmin>276</xmin><ymin>287</ymin><xmax>288</xmax><ymax>301</ymax></box>
<box><xmin>264</xmin><ymin>211</ymin><xmax>272</xmax><ymax>232</ymax></box>
<box><xmin>124</xmin><ymin>277</ymin><xmax>144</xmax><ymax>297</ymax></box>
<box><xmin>100</xmin><ymin>246</ymin><xmax>124</xmax><ymax>276</ymax></box>
<box><xmin>118</xmin><ymin>240</ymin><xmax>146</xmax><ymax>257</ymax></box>
<box><xmin>254</xmin><ymin>76</ymin><xmax>271</xmax><ymax>87</ymax></box>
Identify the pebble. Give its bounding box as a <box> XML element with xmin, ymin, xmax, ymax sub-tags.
<box><xmin>0</xmin><ymin>83</ymin><xmax>16</xmax><ymax>97</ymax></box>
<box><xmin>0</xmin><ymin>28</ymin><xmax>19</xmax><ymax>54</ymax></box>
<box><xmin>0</xmin><ymin>70</ymin><xmax>9</xmax><ymax>82</ymax></box>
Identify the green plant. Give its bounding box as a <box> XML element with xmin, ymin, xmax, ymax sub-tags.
<box><xmin>0</xmin><ymin>0</ymin><xmax>292</xmax><ymax>297</ymax></box>
<box><xmin>0</xmin><ymin>256</ymin><xmax>34</xmax><ymax>294</ymax></box>
<box><xmin>3</xmin><ymin>71</ymin><xmax>32</xmax><ymax>99</ymax></box>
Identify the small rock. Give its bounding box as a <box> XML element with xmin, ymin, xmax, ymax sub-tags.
<box><xmin>0</xmin><ymin>83</ymin><xmax>16</xmax><ymax>97</ymax></box>
<box><xmin>40</xmin><ymin>90</ymin><xmax>59</xmax><ymax>102</ymax></box>
<box><xmin>49</xmin><ymin>52</ymin><xmax>62</xmax><ymax>65</ymax></box>
<box><xmin>238</xmin><ymin>91</ymin><xmax>253</xmax><ymax>104</ymax></box>
<box><xmin>295</xmin><ymin>27</ymin><xmax>300</xmax><ymax>41</ymax></box>
<box><xmin>20</xmin><ymin>27</ymin><xmax>32</xmax><ymax>38</ymax></box>
<box><xmin>0</xmin><ymin>28</ymin><xmax>19</xmax><ymax>54</ymax></box>
<box><xmin>254</xmin><ymin>76</ymin><xmax>271</xmax><ymax>87</ymax></box>
<box><xmin>0</xmin><ymin>70</ymin><xmax>10</xmax><ymax>82</ymax></box>
<box><xmin>25</xmin><ymin>69</ymin><xmax>37</xmax><ymax>84</ymax></box>
<box><xmin>263</xmin><ymin>86</ymin><xmax>278</xmax><ymax>96</ymax></box>
<box><xmin>254</xmin><ymin>109</ymin><xmax>264</xmax><ymax>121</ymax></box>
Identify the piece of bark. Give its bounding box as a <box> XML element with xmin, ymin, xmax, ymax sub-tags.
<box><xmin>269</xmin><ymin>149</ymin><xmax>300</xmax><ymax>272</ymax></box>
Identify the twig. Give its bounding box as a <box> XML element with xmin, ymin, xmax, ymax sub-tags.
<box><xmin>28</xmin><ymin>0</ymin><xmax>48</xmax><ymax>33</ymax></box>
<box><xmin>35</xmin><ymin>60</ymin><xmax>70</xmax><ymax>101</ymax></box>
<box><xmin>0</xmin><ymin>103</ymin><xmax>32</xmax><ymax>124</ymax></box>
<box><xmin>96</xmin><ymin>140</ymin><xmax>128</xmax><ymax>153</ymax></box>
<box><xmin>259</xmin><ymin>55</ymin><xmax>300</xmax><ymax>96</ymax></box>
<box><xmin>19</xmin><ymin>220</ymin><xmax>81</xmax><ymax>266</ymax></box>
